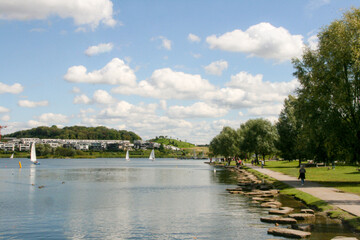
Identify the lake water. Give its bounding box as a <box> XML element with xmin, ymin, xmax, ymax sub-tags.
<box><xmin>0</xmin><ymin>158</ymin><xmax>358</xmax><ymax>239</ymax></box>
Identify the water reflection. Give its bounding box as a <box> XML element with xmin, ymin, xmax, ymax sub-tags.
<box><xmin>0</xmin><ymin>159</ymin><xmax>358</xmax><ymax>239</ymax></box>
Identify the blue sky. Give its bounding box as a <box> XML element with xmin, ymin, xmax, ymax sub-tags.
<box><xmin>0</xmin><ymin>0</ymin><xmax>358</xmax><ymax>144</ymax></box>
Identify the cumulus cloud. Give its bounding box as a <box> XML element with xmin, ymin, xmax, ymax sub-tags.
<box><xmin>307</xmin><ymin>35</ymin><xmax>319</xmax><ymax>50</ymax></box>
<box><xmin>206</xmin><ymin>22</ymin><xmax>304</xmax><ymax>62</ymax></box>
<box><xmin>28</xmin><ymin>113</ymin><xmax>69</xmax><ymax>128</ymax></box>
<box><xmin>0</xmin><ymin>0</ymin><xmax>116</xmax><ymax>30</ymax></box>
<box><xmin>247</xmin><ymin>104</ymin><xmax>284</xmax><ymax>116</ymax></box>
<box><xmin>0</xmin><ymin>106</ymin><xmax>10</xmax><ymax>113</ymax></box>
<box><xmin>0</xmin><ymin>82</ymin><xmax>23</xmax><ymax>94</ymax></box>
<box><xmin>112</xmin><ymin>68</ymin><xmax>215</xmax><ymax>100</ymax></box>
<box><xmin>72</xmin><ymin>86</ymin><xmax>81</xmax><ymax>93</ymax></box>
<box><xmin>64</xmin><ymin>58</ymin><xmax>137</xmax><ymax>86</ymax></box>
<box><xmin>73</xmin><ymin>94</ymin><xmax>91</xmax><ymax>104</ymax></box>
<box><xmin>18</xmin><ymin>100</ymin><xmax>48</xmax><ymax>108</ymax></box>
<box><xmin>188</xmin><ymin>33</ymin><xmax>201</xmax><ymax>43</ymax></box>
<box><xmin>1</xmin><ymin>115</ymin><xmax>10</xmax><ymax>121</ymax></box>
<box><xmin>152</xmin><ymin>36</ymin><xmax>172</xmax><ymax>50</ymax></box>
<box><xmin>85</xmin><ymin>42</ymin><xmax>113</xmax><ymax>56</ymax></box>
<box><xmin>167</xmin><ymin>102</ymin><xmax>228</xmax><ymax>118</ymax></box>
<box><xmin>93</xmin><ymin>89</ymin><xmax>115</xmax><ymax>104</ymax></box>
<box><xmin>204</xmin><ymin>71</ymin><xmax>299</xmax><ymax>109</ymax></box>
<box><xmin>204</xmin><ymin>60</ymin><xmax>228</xmax><ymax>76</ymax></box>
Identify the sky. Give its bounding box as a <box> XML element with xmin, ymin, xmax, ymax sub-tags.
<box><xmin>0</xmin><ymin>0</ymin><xmax>359</xmax><ymax>144</ymax></box>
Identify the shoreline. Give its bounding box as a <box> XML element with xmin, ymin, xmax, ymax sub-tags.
<box><xmin>211</xmin><ymin>162</ymin><xmax>360</xmax><ymax>237</ymax></box>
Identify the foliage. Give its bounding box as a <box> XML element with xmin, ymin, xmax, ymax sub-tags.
<box><xmin>292</xmin><ymin>8</ymin><xmax>360</xmax><ymax>163</ymax></box>
<box><xmin>209</xmin><ymin>126</ymin><xmax>239</xmax><ymax>158</ymax></box>
<box><xmin>239</xmin><ymin>119</ymin><xmax>278</xmax><ymax>161</ymax></box>
<box><xmin>5</xmin><ymin>125</ymin><xmax>141</xmax><ymax>142</ymax></box>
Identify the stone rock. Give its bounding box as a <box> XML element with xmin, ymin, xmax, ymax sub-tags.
<box><xmin>331</xmin><ymin>237</ymin><xmax>358</xmax><ymax>240</ymax></box>
<box><xmin>291</xmin><ymin>224</ymin><xmax>313</xmax><ymax>232</ymax></box>
<box><xmin>252</xmin><ymin>197</ymin><xmax>273</xmax><ymax>202</ymax></box>
<box><xmin>268</xmin><ymin>227</ymin><xmax>311</xmax><ymax>238</ymax></box>
<box><xmin>261</xmin><ymin>201</ymin><xmax>282</xmax><ymax>208</ymax></box>
<box><xmin>288</xmin><ymin>213</ymin><xmax>315</xmax><ymax>220</ymax></box>
<box><xmin>269</xmin><ymin>207</ymin><xmax>294</xmax><ymax>215</ymax></box>
<box><xmin>260</xmin><ymin>216</ymin><xmax>297</xmax><ymax>224</ymax></box>
<box><xmin>300</xmin><ymin>209</ymin><xmax>314</xmax><ymax>214</ymax></box>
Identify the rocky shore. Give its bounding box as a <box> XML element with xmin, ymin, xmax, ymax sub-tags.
<box><xmin>224</xmin><ymin>167</ymin><xmax>357</xmax><ymax>239</ymax></box>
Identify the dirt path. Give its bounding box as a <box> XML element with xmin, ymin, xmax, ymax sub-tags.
<box><xmin>247</xmin><ymin>165</ymin><xmax>360</xmax><ymax>217</ymax></box>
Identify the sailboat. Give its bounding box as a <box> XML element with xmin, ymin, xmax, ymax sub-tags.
<box><xmin>125</xmin><ymin>150</ymin><xmax>130</xmax><ymax>161</ymax></box>
<box><xmin>30</xmin><ymin>142</ymin><xmax>40</xmax><ymax>165</ymax></box>
<box><xmin>149</xmin><ymin>149</ymin><xmax>155</xmax><ymax>161</ymax></box>
<box><xmin>10</xmin><ymin>153</ymin><xmax>14</xmax><ymax>159</ymax></box>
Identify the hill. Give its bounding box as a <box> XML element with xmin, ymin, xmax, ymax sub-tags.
<box><xmin>5</xmin><ymin>125</ymin><xmax>141</xmax><ymax>142</ymax></box>
<box><xmin>149</xmin><ymin>136</ymin><xmax>195</xmax><ymax>148</ymax></box>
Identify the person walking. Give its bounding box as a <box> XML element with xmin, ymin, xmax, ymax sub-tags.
<box><xmin>298</xmin><ymin>165</ymin><xmax>306</xmax><ymax>186</ymax></box>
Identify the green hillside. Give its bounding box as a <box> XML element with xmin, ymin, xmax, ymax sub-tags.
<box><xmin>149</xmin><ymin>136</ymin><xmax>195</xmax><ymax>148</ymax></box>
<box><xmin>5</xmin><ymin>125</ymin><xmax>141</xmax><ymax>142</ymax></box>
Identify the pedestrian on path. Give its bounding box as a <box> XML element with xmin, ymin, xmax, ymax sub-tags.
<box><xmin>298</xmin><ymin>165</ymin><xmax>306</xmax><ymax>186</ymax></box>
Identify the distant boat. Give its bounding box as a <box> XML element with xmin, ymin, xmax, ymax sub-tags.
<box><xmin>149</xmin><ymin>149</ymin><xmax>155</xmax><ymax>161</ymax></box>
<box><xmin>30</xmin><ymin>143</ymin><xmax>40</xmax><ymax>165</ymax></box>
<box><xmin>10</xmin><ymin>153</ymin><xmax>14</xmax><ymax>159</ymax></box>
<box><xmin>125</xmin><ymin>150</ymin><xmax>130</xmax><ymax>161</ymax></box>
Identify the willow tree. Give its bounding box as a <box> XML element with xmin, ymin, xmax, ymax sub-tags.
<box><xmin>209</xmin><ymin>126</ymin><xmax>239</xmax><ymax>160</ymax></box>
<box><xmin>293</xmin><ymin>8</ymin><xmax>360</xmax><ymax>164</ymax></box>
<box><xmin>239</xmin><ymin>119</ymin><xmax>278</xmax><ymax>162</ymax></box>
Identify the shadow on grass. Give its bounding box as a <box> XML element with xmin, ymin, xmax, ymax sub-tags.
<box><xmin>346</xmin><ymin>171</ymin><xmax>360</xmax><ymax>175</ymax></box>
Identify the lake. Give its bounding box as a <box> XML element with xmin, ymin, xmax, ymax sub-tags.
<box><xmin>0</xmin><ymin>158</ymin><xmax>358</xmax><ymax>239</ymax></box>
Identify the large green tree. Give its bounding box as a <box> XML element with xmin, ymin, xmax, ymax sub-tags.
<box><xmin>293</xmin><ymin>8</ymin><xmax>360</xmax><ymax>164</ymax></box>
<box><xmin>209</xmin><ymin>126</ymin><xmax>239</xmax><ymax>159</ymax></box>
<box><xmin>239</xmin><ymin>119</ymin><xmax>278</xmax><ymax>162</ymax></box>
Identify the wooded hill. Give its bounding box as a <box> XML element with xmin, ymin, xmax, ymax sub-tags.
<box><xmin>149</xmin><ymin>136</ymin><xmax>195</xmax><ymax>148</ymax></box>
<box><xmin>5</xmin><ymin>125</ymin><xmax>141</xmax><ymax>142</ymax></box>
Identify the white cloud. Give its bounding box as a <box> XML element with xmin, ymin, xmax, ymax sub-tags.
<box><xmin>1</xmin><ymin>115</ymin><xmax>10</xmax><ymax>121</ymax></box>
<box><xmin>167</xmin><ymin>102</ymin><xmax>228</xmax><ymax>118</ymax></box>
<box><xmin>159</xmin><ymin>100</ymin><xmax>167</xmax><ymax>110</ymax></box>
<box><xmin>308</xmin><ymin>35</ymin><xmax>319</xmax><ymax>50</ymax></box>
<box><xmin>0</xmin><ymin>106</ymin><xmax>10</xmax><ymax>113</ymax></box>
<box><xmin>152</xmin><ymin>36</ymin><xmax>172</xmax><ymax>50</ymax></box>
<box><xmin>93</xmin><ymin>89</ymin><xmax>115</xmax><ymax>104</ymax></box>
<box><xmin>72</xmin><ymin>86</ymin><xmax>81</xmax><ymax>93</ymax></box>
<box><xmin>74</xmin><ymin>94</ymin><xmax>91</xmax><ymax>104</ymax></box>
<box><xmin>191</xmin><ymin>53</ymin><xmax>201</xmax><ymax>58</ymax></box>
<box><xmin>204</xmin><ymin>60</ymin><xmax>228</xmax><ymax>76</ymax></box>
<box><xmin>307</xmin><ymin>0</ymin><xmax>330</xmax><ymax>10</ymax></box>
<box><xmin>28</xmin><ymin>113</ymin><xmax>69</xmax><ymax>128</ymax></box>
<box><xmin>0</xmin><ymin>0</ymin><xmax>116</xmax><ymax>30</ymax></box>
<box><xmin>18</xmin><ymin>100</ymin><xmax>48</xmax><ymax>108</ymax></box>
<box><xmin>188</xmin><ymin>33</ymin><xmax>201</xmax><ymax>43</ymax></box>
<box><xmin>204</xmin><ymin>72</ymin><xmax>299</xmax><ymax>108</ymax></box>
<box><xmin>0</xmin><ymin>82</ymin><xmax>23</xmax><ymax>94</ymax></box>
<box><xmin>99</xmin><ymin>101</ymin><xmax>157</xmax><ymax>119</ymax></box>
<box><xmin>64</xmin><ymin>58</ymin><xmax>137</xmax><ymax>86</ymax></box>
<box><xmin>112</xmin><ymin>68</ymin><xmax>215</xmax><ymax>100</ymax></box>
<box><xmin>85</xmin><ymin>42</ymin><xmax>113</xmax><ymax>56</ymax></box>
<box><xmin>206</xmin><ymin>22</ymin><xmax>304</xmax><ymax>62</ymax></box>
<box><xmin>247</xmin><ymin>104</ymin><xmax>284</xmax><ymax>116</ymax></box>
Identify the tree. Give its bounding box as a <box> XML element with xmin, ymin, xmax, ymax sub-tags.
<box><xmin>209</xmin><ymin>126</ymin><xmax>239</xmax><ymax>159</ymax></box>
<box><xmin>292</xmin><ymin>8</ymin><xmax>360</xmax><ymax>164</ymax></box>
<box><xmin>239</xmin><ymin>119</ymin><xmax>278</xmax><ymax>163</ymax></box>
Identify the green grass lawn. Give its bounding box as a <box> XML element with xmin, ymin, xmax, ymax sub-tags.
<box><xmin>264</xmin><ymin>160</ymin><xmax>360</xmax><ymax>195</ymax></box>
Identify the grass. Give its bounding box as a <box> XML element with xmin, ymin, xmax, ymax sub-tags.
<box><xmin>264</xmin><ymin>160</ymin><xmax>360</xmax><ymax>195</ymax></box>
<box><xmin>245</xmin><ymin>165</ymin><xmax>360</xmax><ymax>232</ymax></box>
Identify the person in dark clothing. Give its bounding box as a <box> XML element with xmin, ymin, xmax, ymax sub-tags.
<box><xmin>298</xmin><ymin>165</ymin><xmax>306</xmax><ymax>186</ymax></box>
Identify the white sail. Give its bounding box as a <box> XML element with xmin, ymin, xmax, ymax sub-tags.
<box><xmin>10</xmin><ymin>153</ymin><xmax>14</xmax><ymax>159</ymax></box>
<box><xmin>149</xmin><ymin>149</ymin><xmax>155</xmax><ymax>161</ymax></box>
<box><xmin>30</xmin><ymin>142</ymin><xmax>37</xmax><ymax>163</ymax></box>
<box><xmin>125</xmin><ymin>150</ymin><xmax>130</xmax><ymax>161</ymax></box>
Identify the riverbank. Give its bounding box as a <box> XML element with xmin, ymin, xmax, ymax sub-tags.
<box><xmin>221</xmin><ymin>166</ymin><xmax>360</xmax><ymax>239</ymax></box>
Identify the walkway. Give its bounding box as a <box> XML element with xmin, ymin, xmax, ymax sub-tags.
<box><xmin>247</xmin><ymin>165</ymin><xmax>360</xmax><ymax>217</ymax></box>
